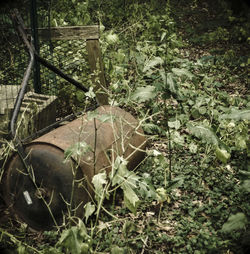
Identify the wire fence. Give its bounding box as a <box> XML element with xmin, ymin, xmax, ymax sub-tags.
<box><xmin>0</xmin><ymin>1</ymin><xmax>98</xmax><ymax>143</ymax></box>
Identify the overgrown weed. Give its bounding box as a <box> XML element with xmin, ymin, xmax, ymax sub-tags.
<box><xmin>0</xmin><ymin>0</ymin><xmax>249</xmax><ymax>253</ymax></box>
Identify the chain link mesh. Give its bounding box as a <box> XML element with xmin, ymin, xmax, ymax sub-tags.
<box><xmin>0</xmin><ymin>1</ymin><xmax>96</xmax><ymax>141</ymax></box>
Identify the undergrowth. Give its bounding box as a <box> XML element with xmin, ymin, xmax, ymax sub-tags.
<box><xmin>0</xmin><ymin>0</ymin><xmax>249</xmax><ymax>253</ymax></box>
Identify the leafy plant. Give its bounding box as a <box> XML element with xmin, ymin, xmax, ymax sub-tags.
<box><xmin>1</xmin><ymin>0</ymin><xmax>249</xmax><ymax>253</ymax></box>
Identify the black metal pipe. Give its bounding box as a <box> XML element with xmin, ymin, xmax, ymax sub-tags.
<box><xmin>13</xmin><ymin>9</ymin><xmax>89</xmax><ymax>93</ymax></box>
<box><xmin>35</xmin><ymin>54</ymin><xmax>89</xmax><ymax>92</ymax></box>
<box><xmin>10</xmin><ymin>9</ymin><xmax>89</xmax><ymax>139</ymax></box>
<box><xmin>10</xmin><ymin>50</ymin><xmax>34</xmax><ymax>139</ymax></box>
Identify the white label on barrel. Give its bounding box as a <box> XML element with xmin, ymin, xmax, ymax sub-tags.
<box><xmin>23</xmin><ymin>191</ymin><xmax>33</xmax><ymax>205</ymax></box>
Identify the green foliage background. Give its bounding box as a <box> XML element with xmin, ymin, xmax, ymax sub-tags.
<box><xmin>0</xmin><ymin>0</ymin><xmax>250</xmax><ymax>253</ymax></box>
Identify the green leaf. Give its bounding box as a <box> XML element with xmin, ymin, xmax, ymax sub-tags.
<box><xmin>64</xmin><ymin>141</ymin><xmax>91</xmax><ymax>161</ymax></box>
<box><xmin>87</xmin><ymin>111</ymin><xmax>115</xmax><ymax>123</ymax></box>
<box><xmin>110</xmin><ymin>156</ymin><xmax>156</xmax><ymax>213</ymax></box>
<box><xmin>172</xmin><ymin>68</ymin><xmax>194</xmax><ymax>79</ymax></box>
<box><xmin>161</xmin><ymin>31</ymin><xmax>167</xmax><ymax>42</ymax></box>
<box><xmin>57</xmin><ymin>223</ymin><xmax>89</xmax><ymax>254</ymax></box>
<box><xmin>92</xmin><ymin>171</ymin><xmax>107</xmax><ymax>202</ymax></box>
<box><xmin>215</xmin><ymin>146</ymin><xmax>231</xmax><ymax>163</ymax></box>
<box><xmin>189</xmin><ymin>142</ymin><xmax>198</xmax><ymax>153</ymax></box>
<box><xmin>110</xmin><ymin>156</ymin><xmax>131</xmax><ymax>185</ymax></box>
<box><xmin>123</xmin><ymin>221</ymin><xmax>136</xmax><ymax>237</ymax></box>
<box><xmin>168</xmin><ymin>120</ymin><xmax>181</xmax><ymax>130</ymax></box>
<box><xmin>172</xmin><ymin>130</ymin><xmax>185</xmax><ymax>146</ymax></box>
<box><xmin>143</xmin><ymin>57</ymin><xmax>164</xmax><ymax>73</ymax></box>
<box><xmin>131</xmin><ymin>86</ymin><xmax>156</xmax><ymax>103</ymax></box>
<box><xmin>242</xmin><ymin>180</ymin><xmax>250</xmax><ymax>192</ymax></box>
<box><xmin>220</xmin><ymin>109</ymin><xmax>250</xmax><ymax>121</ymax></box>
<box><xmin>143</xmin><ymin>122</ymin><xmax>163</xmax><ymax>134</ymax></box>
<box><xmin>78</xmin><ymin>219</ymin><xmax>88</xmax><ymax>239</ymax></box>
<box><xmin>187</xmin><ymin>124</ymin><xmax>219</xmax><ymax>145</ymax></box>
<box><xmin>111</xmin><ymin>246</ymin><xmax>126</xmax><ymax>254</ymax></box>
<box><xmin>137</xmin><ymin>177</ymin><xmax>157</xmax><ymax>199</ymax></box>
<box><xmin>17</xmin><ymin>245</ymin><xmax>26</xmax><ymax>254</ymax></box>
<box><xmin>222</xmin><ymin>213</ymin><xmax>247</xmax><ymax>233</ymax></box>
<box><xmin>167</xmin><ymin>176</ymin><xmax>185</xmax><ymax>191</ymax></box>
<box><xmin>156</xmin><ymin>187</ymin><xmax>170</xmax><ymax>203</ymax></box>
<box><xmin>198</xmin><ymin>107</ymin><xmax>207</xmax><ymax>115</ymax></box>
<box><xmin>84</xmin><ymin>202</ymin><xmax>95</xmax><ymax>223</ymax></box>
<box><xmin>85</xmin><ymin>86</ymin><xmax>96</xmax><ymax>98</ymax></box>
<box><xmin>106</xmin><ymin>32</ymin><xmax>119</xmax><ymax>44</ymax></box>
<box><xmin>159</xmin><ymin>69</ymin><xmax>167</xmax><ymax>86</ymax></box>
<box><xmin>167</xmin><ymin>72</ymin><xmax>177</xmax><ymax>93</ymax></box>
<box><xmin>123</xmin><ymin>185</ymin><xmax>140</xmax><ymax>214</ymax></box>
<box><xmin>236</xmin><ymin>135</ymin><xmax>247</xmax><ymax>149</ymax></box>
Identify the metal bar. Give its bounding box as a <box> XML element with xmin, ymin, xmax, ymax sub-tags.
<box><xmin>35</xmin><ymin>54</ymin><xmax>89</xmax><ymax>92</ymax></box>
<box><xmin>10</xmin><ymin>45</ymin><xmax>34</xmax><ymax>139</ymax></box>
<box><xmin>13</xmin><ymin>9</ymin><xmax>89</xmax><ymax>93</ymax></box>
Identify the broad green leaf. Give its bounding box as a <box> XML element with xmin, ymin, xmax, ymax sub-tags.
<box><xmin>143</xmin><ymin>122</ymin><xmax>163</xmax><ymax>134</ymax></box>
<box><xmin>111</xmin><ymin>156</ymin><xmax>156</xmax><ymax>212</ymax></box>
<box><xmin>242</xmin><ymin>180</ymin><xmax>250</xmax><ymax>192</ymax></box>
<box><xmin>172</xmin><ymin>131</ymin><xmax>185</xmax><ymax>146</ymax></box>
<box><xmin>172</xmin><ymin>68</ymin><xmax>194</xmax><ymax>79</ymax></box>
<box><xmin>97</xmin><ymin>114</ymin><xmax>115</xmax><ymax>123</ymax></box>
<box><xmin>167</xmin><ymin>72</ymin><xmax>177</xmax><ymax>93</ymax></box>
<box><xmin>189</xmin><ymin>142</ymin><xmax>198</xmax><ymax>153</ymax></box>
<box><xmin>146</xmin><ymin>149</ymin><xmax>162</xmax><ymax>157</ymax></box>
<box><xmin>236</xmin><ymin>135</ymin><xmax>247</xmax><ymax>149</ymax></box>
<box><xmin>84</xmin><ymin>202</ymin><xmax>95</xmax><ymax>223</ymax></box>
<box><xmin>123</xmin><ymin>185</ymin><xmax>140</xmax><ymax>214</ymax></box>
<box><xmin>220</xmin><ymin>109</ymin><xmax>250</xmax><ymax>121</ymax></box>
<box><xmin>187</xmin><ymin>124</ymin><xmax>219</xmax><ymax>145</ymax></box>
<box><xmin>131</xmin><ymin>86</ymin><xmax>156</xmax><ymax>103</ymax></box>
<box><xmin>106</xmin><ymin>32</ymin><xmax>119</xmax><ymax>44</ymax></box>
<box><xmin>159</xmin><ymin>69</ymin><xmax>167</xmax><ymax>85</ymax></box>
<box><xmin>191</xmin><ymin>108</ymin><xmax>200</xmax><ymax>119</ymax></box>
<box><xmin>85</xmin><ymin>86</ymin><xmax>95</xmax><ymax>98</ymax></box>
<box><xmin>87</xmin><ymin>111</ymin><xmax>115</xmax><ymax>123</ymax></box>
<box><xmin>17</xmin><ymin>245</ymin><xmax>26</xmax><ymax>254</ymax></box>
<box><xmin>215</xmin><ymin>147</ymin><xmax>231</xmax><ymax>163</ymax></box>
<box><xmin>137</xmin><ymin>178</ymin><xmax>157</xmax><ymax>199</ymax></box>
<box><xmin>222</xmin><ymin>213</ymin><xmax>247</xmax><ymax>233</ymax></box>
<box><xmin>111</xmin><ymin>246</ymin><xmax>126</xmax><ymax>254</ymax></box>
<box><xmin>78</xmin><ymin>219</ymin><xmax>88</xmax><ymax>239</ymax></box>
<box><xmin>167</xmin><ymin>176</ymin><xmax>185</xmax><ymax>191</ymax></box>
<box><xmin>92</xmin><ymin>171</ymin><xmax>107</xmax><ymax>202</ymax></box>
<box><xmin>110</xmin><ymin>156</ymin><xmax>131</xmax><ymax>185</ymax></box>
<box><xmin>168</xmin><ymin>120</ymin><xmax>181</xmax><ymax>130</ymax></box>
<box><xmin>123</xmin><ymin>221</ymin><xmax>136</xmax><ymax>237</ymax></box>
<box><xmin>64</xmin><ymin>141</ymin><xmax>91</xmax><ymax>161</ymax></box>
<box><xmin>143</xmin><ymin>56</ymin><xmax>164</xmax><ymax>73</ymax></box>
<box><xmin>156</xmin><ymin>187</ymin><xmax>170</xmax><ymax>203</ymax></box>
<box><xmin>57</xmin><ymin>225</ymin><xmax>88</xmax><ymax>254</ymax></box>
<box><xmin>198</xmin><ymin>107</ymin><xmax>207</xmax><ymax>115</ymax></box>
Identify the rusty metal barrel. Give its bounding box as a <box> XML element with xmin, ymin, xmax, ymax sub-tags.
<box><xmin>3</xmin><ymin>106</ymin><xmax>146</xmax><ymax>230</ymax></box>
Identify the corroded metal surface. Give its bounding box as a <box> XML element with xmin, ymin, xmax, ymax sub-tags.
<box><xmin>3</xmin><ymin>106</ymin><xmax>146</xmax><ymax>230</ymax></box>
<box><xmin>35</xmin><ymin>105</ymin><xmax>146</xmax><ymax>186</ymax></box>
<box><xmin>3</xmin><ymin>143</ymin><xmax>88</xmax><ymax>230</ymax></box>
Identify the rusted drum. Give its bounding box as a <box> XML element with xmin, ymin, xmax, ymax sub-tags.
<box><xmin>3</xmin><ymin>106</ymin><xmax>146</xmax><ymax>230</ymax></box>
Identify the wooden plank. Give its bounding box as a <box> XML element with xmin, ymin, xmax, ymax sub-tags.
<box><xmin>86</xmin><ymin>39</ymin><xmax>109</xmax><ymax>105</ymax></box>
<box><xmin>26</xmin><ymin>25</ymin><xmax>99</xmax><ymax>41</ymax></box>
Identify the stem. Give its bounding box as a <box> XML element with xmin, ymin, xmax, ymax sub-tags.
<box><xmin>164</xmin><ymin>101</ymin><xmax>172</xmax><ymax>185</ymax></box>
<box><xmin>0</xmin><ymin>228</ymin><xmax>40</xmax><ymax>253</ymax></box>
<box><xmin>93</xmin><ymin>118</ymin><xmax>97</xmax><ymax>175</ymax></box>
